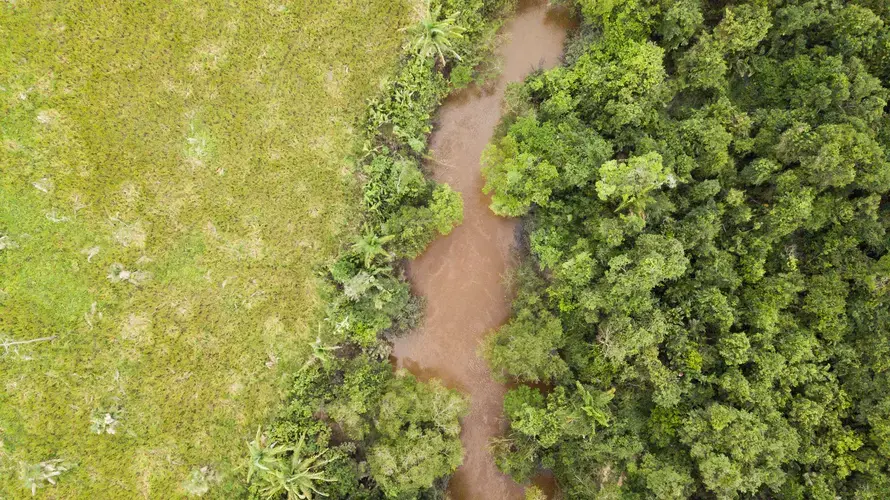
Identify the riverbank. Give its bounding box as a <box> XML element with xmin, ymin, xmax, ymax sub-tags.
<box><xmin>392</xmin><ymin>2</ymin><xmax>574</xmax><ymax>498</ymax></box>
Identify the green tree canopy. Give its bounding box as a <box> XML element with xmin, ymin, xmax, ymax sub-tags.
<box><xmin>483</xmin><ymin>0</ymin><xmax>890</xmax><ymax>498</ymax></box>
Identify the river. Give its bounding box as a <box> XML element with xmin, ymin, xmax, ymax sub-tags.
<box><xmin>391</xmin><ymin>1</ymin><xmax>574</xmax><ymax>498</ymax></box>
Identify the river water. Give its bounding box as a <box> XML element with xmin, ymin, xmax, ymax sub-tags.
<box><xmin>391</xmin><ymin>2</ymin><xmax>573</xmax><ymax>498</ymax></box>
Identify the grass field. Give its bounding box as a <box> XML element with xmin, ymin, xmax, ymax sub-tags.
<box><xmin>0</xmin><ymin>1</ymin><xmax>412</xmax><ymax>496</ymax></box>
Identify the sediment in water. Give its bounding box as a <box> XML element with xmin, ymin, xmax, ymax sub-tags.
<box><xmin>391</xmin><ymin>2</ymin><xmax>574</xmax><ymax>498</ymax></box>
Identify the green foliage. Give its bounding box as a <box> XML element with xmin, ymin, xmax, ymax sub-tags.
<box><xmin>524</xmin><ymin>485</ymin><xmax>547</xmax><ymax>500</ymax></box>
<box><xmin>494</xmin><ymin>384</ymin><xmax>615</xmax><ymax>483</ymax></box>
<box><xmin>352</xmin><ymin>231</ymin><xmax>395</xmax><ymax>268</ymax></box>
<box><xmin>484</xmin><ymin>308</ymin><xmax>569</xmax><ymax>383</ymax></box>
<box><xmin>406</xmin><ymin>1</ymin><xmax>466</xmax><ymax>66</ymax></box>
<box><xmin>368</xmin><ymin>371</ymin><xmax>468</xmax><ymax>498</ymax></box>
<box><xmin>266</xmin><ymin>358</ymin><xmax>467</xmax><ymax>499</ymax></box>
<box><xmin>660</xmin><ymin>0</ymin><xmax>702</xmax><ymax>49</ymax></box>
<box><xmin>482</xmin><ymin>133</ymin><xmax>560</xmax><ymax>216</ymax></box>
<box><xmin>485</xmin><ymin>0</ymin><xmax>890</xmax><ymax>498</ymax></box>
<box><xmin>595</xmin><ymin>152</ymin><xmax>674</xmax><ymax>212</ymax></box>
<box><xmin>245</xmin><ymin>430</ymin><xmax>336</xmax><ymax>499</ymax></box>
<box><xmin>246</xmin><ymin>427</ymin><xmax>290</xmax><ymax>485</ymax></box>
<box><xmin>385</xmin><ymin>184</ymin><xmax>464</xmax><ymax>259</ymax></box>
<box><xmin>483</xmin><ymin>114</ymin><xmax>612</xmax><ymax>216</ymax></box>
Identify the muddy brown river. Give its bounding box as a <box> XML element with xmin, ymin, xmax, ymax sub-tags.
<box><xmin>391</xmin><ymin>2</ymin><xmax>573</xmax><ymax>498</ymax></box>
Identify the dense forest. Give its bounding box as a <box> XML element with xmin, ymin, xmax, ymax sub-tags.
<box><xmin>483</xmin><ymin>0</ymin><xmax>890</xmax><ymax>498</ymax></box>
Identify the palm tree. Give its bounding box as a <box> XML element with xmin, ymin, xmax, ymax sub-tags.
<box><xmin>300</xmin><ymin>335</ymin><xmax>340</xmax><ymax>371</ymax></box>
<box><xmin>279</xmin><ymin>434</ymin><xmax>336</xmax><ymax>499</ymax></box>
<box><xmin>352</xmin><ymin>231</ymin><xmax>393</xmax><ymax>268</ymax></box>
<box><xmin>405</xmin><ymin>1</ymin><xmax>465</xmax><ymax>66</ymax></box>
<box><xmin>246</xmin><ymin>427</ymin><xmax>289</xmax><ymax>483</ymax></box>
<box><xmin>246</xmin><ymin>429</ymin><xmax>335</xmax><ymax>499</ymax></box>
<box><xmin>574</xmin><ymin>382</ymin><xmax>615</xmax><ymax>438</ymax></box>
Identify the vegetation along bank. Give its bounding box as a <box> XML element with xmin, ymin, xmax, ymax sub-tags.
<box><xmin>390</xmin><ymin>1</ymin><xmax>574</xmax><ymax>498</ymax></box>
<box><xmin>240</xmin><ymin>1</ymin><xmax>519</xmax><ymax>499</ymax></box>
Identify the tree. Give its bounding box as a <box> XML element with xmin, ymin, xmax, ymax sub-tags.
<box><xmin>367</xmin><ymin>371</ymin><xmax>467</xmax><ymax>498</ymax></box>
<box><xmin>660</xmin><ymin>0</ymin><xmax>703</xmax><ymax>49</ymax></box>
<box><xmin>384</xmin><ymin>183</ymin><xmax>463</xmax><ymax>258</ymax></box>
<box><xmin>482</xmin><ymin>134</ymin><xmax>559</xmax><ymax>217</ymax></box>
<box><xmin>595</xmin><ymin>152</ymin><xmax>674</xmax><ymax>212</ymax></box>
<box><xmin>405</xmin><ymin>1</ymin><xmax>465</xmax><ymax>66</ymax></box>
<box><xmin>245</xmin><ymin>429</ymin><xmax>335</xmax><ymax>500</ymax></box>
<box><xmin>483</xmin><ymin>0</ymin><xmax>890</xmax><ymax>497</ymax></box>
<box><xmin>351</xmin><ymin>231</ymin><xmax>394</xmax><ymax>268</ymax></box>
<box><xmin>484</xmin><ymin>308</ymin><xmax>569</xmax><ymax>383</ymax></box>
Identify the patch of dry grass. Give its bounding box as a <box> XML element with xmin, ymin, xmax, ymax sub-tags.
<box><xmin>0</xmin><ymin>0</ymin><xmax>412</xmax><ymax>496</ymax></box>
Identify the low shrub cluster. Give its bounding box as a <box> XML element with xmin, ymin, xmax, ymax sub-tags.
<box><xmin>244</xmin><ymin>1</ymin><xmax>515</xmax><ymax>498</ymax></box>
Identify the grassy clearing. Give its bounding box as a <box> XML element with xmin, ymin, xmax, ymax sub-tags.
<box><xmin>0</xmin><ymin>0</ymin><xmax>412</xmax><ymax>496</ymax></box>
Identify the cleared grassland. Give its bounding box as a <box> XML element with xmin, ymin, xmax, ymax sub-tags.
<box><xmin>0</xmin><ymin>0</ymin><xmax>411</xmax><ymax>496</ymax></box>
